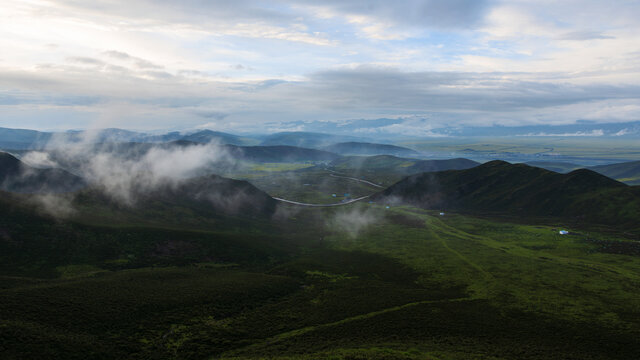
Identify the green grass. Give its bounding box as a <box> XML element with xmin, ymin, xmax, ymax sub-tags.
<box><xmin>2</xmin><ymin>197</ymin><xmax>640</xmax><ymax>359</ymax></box>
<box><xmin>0</xmin><ymin>267</ymin><xmax>300</xmax><ymax>359</ymax></box>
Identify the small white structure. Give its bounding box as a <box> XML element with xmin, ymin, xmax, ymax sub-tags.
<box><xmin>385</xmin><ymin>206</ymin><xmax>390</xmax><ymax>209</ymax></box>
<box><xmin>559</xmin><ymin>230</ymin><xmax>569</xmax><ymax>235</ymax></box>
<box><xmin>439</xmin><ymin>212</ymin><xmax>445</xmax><ymax>216</ymax></box>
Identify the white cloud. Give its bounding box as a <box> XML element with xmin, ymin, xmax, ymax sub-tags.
<box><xmin>1</xmin><ymin>0</ymin><xmax>640</xmax><ymax>132</ymax></box>
<box><xmin>518</xmin><ymin>130</ymin><xmax>604</xmax><ymax>137</ymax></box>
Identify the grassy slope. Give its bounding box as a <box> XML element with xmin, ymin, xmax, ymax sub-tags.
<box><xmin>377</xmin><ymin>160</ymin><xmax>640</xmax><ymax>231</ymax></box>
<box><xmin>2</xmin><ymin>198</ymin><xmax>640</xmax><ymax>359</ymax></box>
<box><xmin>219</xmin><ymin>206</ymin><xmax>640</xmax><ymax>359</ymax></box>
<box><xmin>2</xmin><ymin>158</ymin><xmax>640</xmax><ymax>360</ymax></box>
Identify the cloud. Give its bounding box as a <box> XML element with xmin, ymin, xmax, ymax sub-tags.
<box><xmin>517</xmin><ymin>129</ymin><xmax>605</xmax><ymax>137</ymax></box>
<box><xmin>612</xmin><ymin>128</ymin><xmax>638</xmax><ymax>136</ymax></box>
<box><xmin>103</xmin><ymin>50</ymin><xmax>164</xmax><ymax>69</ymax></box>
<box><xmin>66</xmin><ymin>57</ymin><xmax>106</xmax><ymax>66</ymax></box>
<box><xmin>20</xmin><ymin>151</ymin><xmax>59</xmax><ymax>168</ymax></box>
<box><xmin>3</xmin><ymin>64</ymin><xmax>640</xmax><ymax>131</ymax></box>
<box><xmin>329</xmin><ymin>206</ymin><xmax>381</xmax><ymax>238</ymax></box>
<box><xmin>307</xmin><ymin>0</ymin><xmax>490</xmax><ymax>34</ymax></box>
<box><xmin>2</xmin><ymin>0</ymin><xmax>640</xmax><ymax>132</ymax></box>
<box><xmin>559</xmin><ymin>31</ymin><xmax>615</xmax><ymax>41</ymax></box>
<box><xmin>29</xmin><ymin>193</ymin><xmax>77</xmax><ymax>219</ymax></box>
<box><xmin>193</xmin><ymin>110</ymin><xmax>229</xmax><ymax>120</ymax></box>
<box><xmin>39</xmin><ymin>134</ymin><xmax>234</xmax><ymax>206</ymax></box>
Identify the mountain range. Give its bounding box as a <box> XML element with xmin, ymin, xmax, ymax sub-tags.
<box><xmin>321</xmin><ymin>142</ymin><xmax>420</xmax><ymax>157</ymax></box>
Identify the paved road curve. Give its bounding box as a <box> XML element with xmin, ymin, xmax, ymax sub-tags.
<box><xmin>328</xmin><ymin>173</ymin><xmax>384</xmax><ymax>188</ymax></box>
<box><xmin>272</xmin><ymin>171</ymin><xmax>382</xmax><ymax>207</ymax></box>
<box><xmin>273</xmin><ymin>195</ymin><xmax>371</xmax><ymax>207</ymax></box>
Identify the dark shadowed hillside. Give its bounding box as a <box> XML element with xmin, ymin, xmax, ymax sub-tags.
<box><xmin>71</xmin><ymin>173</ymin><xmax>279</xmax><ymax>221</ymax></box>
<box><xmin>322</xmin><ymin>142</ymin><xmax>419</xmax><ymax>157</ymax></box>
<box><xmin>0</xmin><ymin>152</ymin><xmax>85</xmax><ymax>193</ymax></box>
<box><xmin>144</xmin><ymin>174</ymin><xmax>278</xmax><ymax>218</ymax></box>
<box><xmin>376</xmin><ymin>160</ymin><xmax>640</xmax><ymax>227</ymax></box>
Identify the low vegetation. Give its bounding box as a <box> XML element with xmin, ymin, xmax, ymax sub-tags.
<box><xmin>1</xmin><ymin>146</ymin><xmax>639</xmax><ymax>359</ymax></box>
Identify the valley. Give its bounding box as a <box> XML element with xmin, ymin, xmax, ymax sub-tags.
<box><xmin>1</xmin><ymin>130</ymin><xmax>639</xmax><ymax>359</ymax></box>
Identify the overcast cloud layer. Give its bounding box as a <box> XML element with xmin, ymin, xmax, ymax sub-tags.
<box><xmin>1</xmin><ymin>0</ymin><xmax>639</xmax><ymax>133</ymax></box>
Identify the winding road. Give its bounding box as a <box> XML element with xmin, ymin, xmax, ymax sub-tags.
<box><xmin>273</xmin><ymin>171</ymin><xmax>383</xmax><ymax>207</ymax></box>
<box><xmin>328</xmin><ymin>173</ymin><xmax>384</xmax><ymax>188</ymax></box>
<box><xmin>273</xmin><ymin>195</ymin><xmax>371</xmax><ymax>207</ymax></box>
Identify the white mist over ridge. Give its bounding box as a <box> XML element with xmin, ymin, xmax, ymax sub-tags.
<box><xmin>23</xmin><ymin>131</ymin><xmax>235</xmax><ymax>207</ymax></box>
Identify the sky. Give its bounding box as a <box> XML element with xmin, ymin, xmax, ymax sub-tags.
<box><xmin>1</xmin><ymin>0</ymin><xmax>640</xmax><ymax>135</ymax></box>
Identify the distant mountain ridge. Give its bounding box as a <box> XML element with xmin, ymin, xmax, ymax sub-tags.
<box><xmin>526</xmin><ymin>160</ymin><xmax>640</xmax><ymax>185</ymax></box>
<box><xmin>224</xmin><ymin>145</ymin><xmax>339</xmax><ymax>163</ymax></box>
<box><xmin>322</xmin><ymin>142</ymin><xmax>419</xmax><ymax>157</ymax></box>
<box><xmin>525</xmin><ymin>161</ymin><xmax>581</xmax><ymax>173</ymax></box>
<box><xmin>270</xmin><ymin>119</ymin><xmax>640</xmax><ymax>138</ymax></box>
<box><xmin>588</xmin><ymin>161</ymin><xmax>640</xmax><ymax>185</ymax></box>
<box><xmin>330</xmin><ymin>155</ymin><xmax>479</xmax><ymax>174</ymax></box>
<box><xmin>180</xmin><ymin>130</ymin><xmax>257</xmax><ymax>146</ymax></box>
<box><xmin>259</xmin><ymin>132</ymin><xmax>370</xmax><ymax>148</ymax></box>
<box><xmin>0</xmin><ymin>127</ymin><xmax>257</xmax><ymax>150</ymax></box>
<box><xmin>376</xmin><ymin>160</ymin><xmax>640</xmax><ymax>227</ymax></box>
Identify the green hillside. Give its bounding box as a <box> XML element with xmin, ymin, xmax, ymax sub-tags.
<box><xmin>2</xmin><ymin>198</ymin><xmax>640</xmax><ymax>359</ymax></box>
<box><xmin>3</xmin><ymin>152</ymin><xmax>640</xmax><ymax>359</ymax></box>
<box><xmin>376</xmin><ymin>160</ymin><xmax>640</xmax><ymax>229</ymax></box>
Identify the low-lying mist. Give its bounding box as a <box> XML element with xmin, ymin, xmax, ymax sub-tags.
<box><xmin>329</xmin><ymin>206</ymin><xmax>383</xmax><ymax>238</ymax></box>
